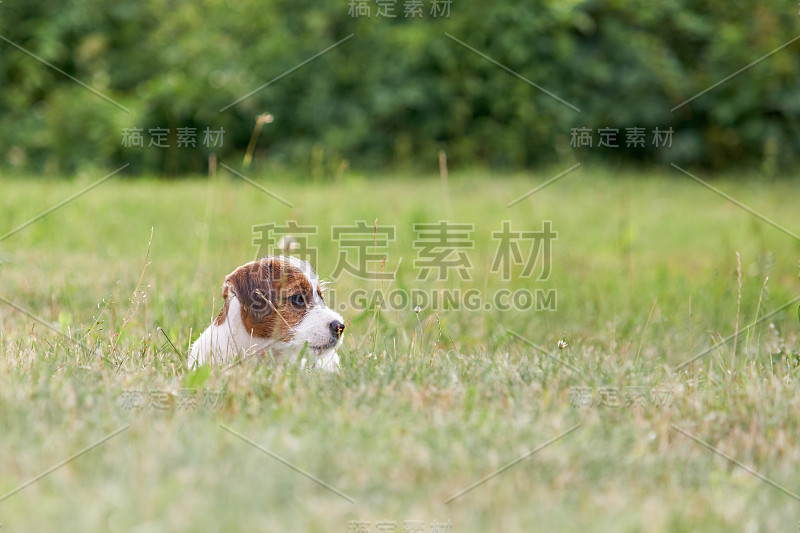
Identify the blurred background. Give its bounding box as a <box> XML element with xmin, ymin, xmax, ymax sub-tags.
<box><xmin>1</xmin><ymin>0</ymin><xmax>799</xmax><ymax>178</ymax></box>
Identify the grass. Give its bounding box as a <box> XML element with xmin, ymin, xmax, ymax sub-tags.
<box><xmin>0</xmin><ymin>165</ymin><xmax>799</xmax><ymax>532</ymax></box>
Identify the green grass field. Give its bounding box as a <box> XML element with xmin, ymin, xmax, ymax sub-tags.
<box><xmin>1</xmin><ymin>166</ymin><xmax>799</xmax><ymax>532</ymax></box>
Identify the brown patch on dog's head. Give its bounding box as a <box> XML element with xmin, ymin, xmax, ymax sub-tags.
<box><xmin>222</xmin><ymin>257</ymin><xmax>313</xmax><ymax>342</ymax></box>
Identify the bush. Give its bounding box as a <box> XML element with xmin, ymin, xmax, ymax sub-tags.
<box><xmin>0</xmin><ymin>0</ymin><xmax>797</xmax><ymax>176</ymax></box>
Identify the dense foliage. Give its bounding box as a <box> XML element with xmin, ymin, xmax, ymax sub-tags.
<box><xmin>1</xmin><ymin>0</ymin><xmax>798</xmax><ymax>175</ymax></box>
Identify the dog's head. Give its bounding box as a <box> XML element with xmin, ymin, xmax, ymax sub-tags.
<box><xmin>220</xmin><ymin>255</ymin><xmax>345</xmax><ymax>356</ymax></box>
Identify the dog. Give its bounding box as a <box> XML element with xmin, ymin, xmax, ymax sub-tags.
<box><xmin>189</xmin><ymin>255</ymin><xmax>345</xmax><ymax>371</ymax></box>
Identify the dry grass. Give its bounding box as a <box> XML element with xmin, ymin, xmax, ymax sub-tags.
<box><xmin>0</xmin><ymin>166</ymin><xmax>798</xmax><ymax>531</ymax></box>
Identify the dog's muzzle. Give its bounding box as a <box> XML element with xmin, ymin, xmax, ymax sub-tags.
<box><xmin>330</xmin><ymin>320</ymin><xmax>345</xmax><ymax>340</ymax></box>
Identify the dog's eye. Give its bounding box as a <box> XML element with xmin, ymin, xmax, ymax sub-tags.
<box><xmin>289</xmin><ymin>293</ymin><xmax>306</xmax><ymax>307</ymax></box>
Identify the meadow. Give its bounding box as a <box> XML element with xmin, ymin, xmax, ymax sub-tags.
<box><xmin>0</xmin><ymin>165</ymin><xmax>798</xmax><ymax>532</ymax></box>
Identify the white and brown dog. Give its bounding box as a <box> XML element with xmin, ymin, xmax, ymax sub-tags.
<box><xmin>189</xmin><ymin>255</ymin><xmax>345</xmax><ymax>371</ymax></box>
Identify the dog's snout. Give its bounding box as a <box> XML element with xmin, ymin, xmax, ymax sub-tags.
<box><xmin>329</xmin><ymin>320</ymin><xmax>345</xmax><ymax>339</ymax></box>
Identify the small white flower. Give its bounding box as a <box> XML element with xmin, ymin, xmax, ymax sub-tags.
<box><xmin>414</xmin><ymin>306</ymin><xmax>422</xmax><ymax>314</ymax></box>
<box><xmin>557</xmin><ymin>339</ymin><xmax>568</xmax><ymax>349</ymax></box>
<box><xmin>277</xmin><ymin>235</ymin><xmax>298</xmax><ymax>253</ymax></box>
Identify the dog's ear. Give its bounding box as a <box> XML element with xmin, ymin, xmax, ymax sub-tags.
<box><xmin>223</xmin><ymin>260</ymin><xmax>278</xmax><ymax>319</ymax></box>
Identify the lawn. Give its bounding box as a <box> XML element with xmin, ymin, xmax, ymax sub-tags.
<box><xmin>0</xmin><ymin>165</ymin><xmax>799</xmax><ymax>532</ymax></box>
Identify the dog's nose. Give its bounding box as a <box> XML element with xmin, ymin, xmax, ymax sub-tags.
<box><xmin>329</xmin><ymin>320</ymin><xmax>345</xmax><ymax>339</ymax></box>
